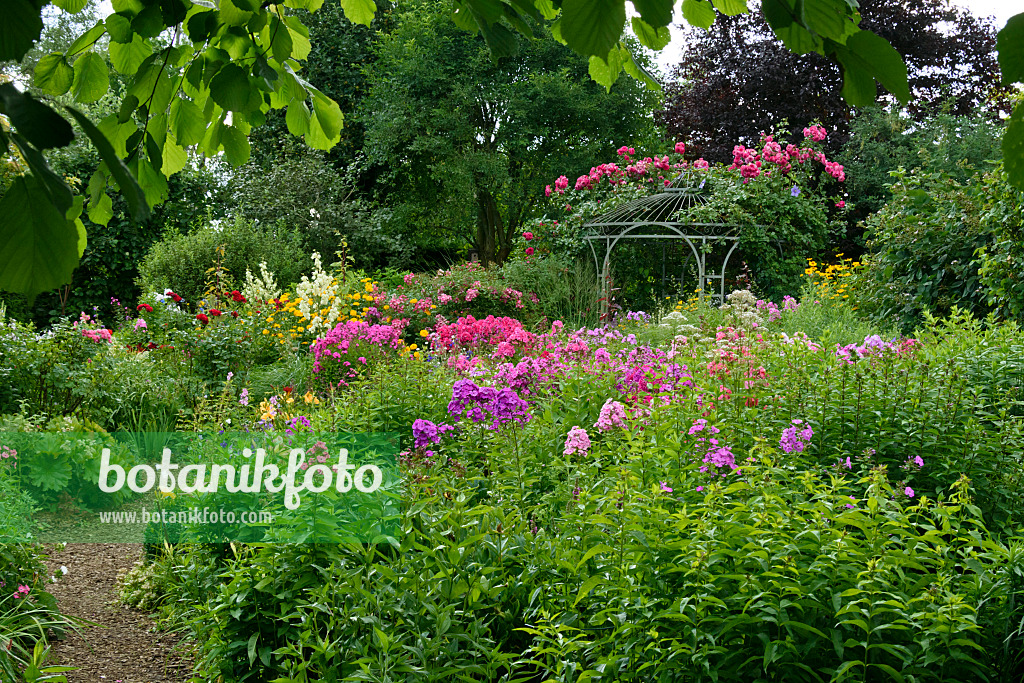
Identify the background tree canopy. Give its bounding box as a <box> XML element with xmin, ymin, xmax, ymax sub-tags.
<box><xmin>657</xmin><ymin>0</ymin><xmax>1009</xmax><ymax>164</ymax></box>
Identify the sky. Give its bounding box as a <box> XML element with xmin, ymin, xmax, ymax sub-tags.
<box><xmin>654</xmin><ymin>0</ymin><xmax>1021</xmax><ymax>73</ymax></box>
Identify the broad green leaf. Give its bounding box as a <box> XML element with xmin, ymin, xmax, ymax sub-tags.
<box><xmin>802</xmin><ymin>0</ymin><xmax>848</xmax><ymax>40</ymax></box>
<box><xmin>270</xmin><ymin>16</ymin><xmax>293</xmax><ymax>62</ymax></box>
<box><xmin>169</xmin><ymin>97</ymin><xmax>206</xmax><ymax>146</ymax></box>
<box><xmin>588</xmin><ymin>45</ymin><xmax>625</xmax><ymax>91</ymax></box>
<box><xmin>836</xmin><ymin>30</ymin><xmax>909</xmax><ymax>105</ymax></box>
<box><xmin>997</xmin><ymin>13</ymin><xmax>1024</xmax><ymax>85</ymax></box>
<box><xmin>285</xmin><ymin>99</ymin><xmax>310</xmax><ymax>136</ymax></box>
<box><xmin>763</xmin><ymin>0</ymin><xmax>820</xmax><ymax>54</ymax></box>
<box><xmin>286</xmin><ymin>19</ymin><xmax>311</xmax><ymax>60</ymax></box>
<box><xmin>220</xmin><ymin>125</ymin><xmax>250</xmax><ymax>166</ymax></box>
<box><xmin>560</xmin><ymin>0</ymin><xmax>625</xmax><ymax>58</ymax></box>
<box><xmin>340</xmin><ymin>0</ymin><xmax>376</xmax><ymax>26</ymax></box>
<box><xmin>34</xmin><ymin>53</ymin><xmax>74</xmax><ymax>96</ymax></box>
<box><xmin>219</xmin><ymin>0</ymin><xmax>254</xmax><ymax>26</ymax></box>
<box><xmin>133</xmin><ymin>154</ymin><xmax>169</xmax><ymax>207</ymax></box>
<box><xmin>631</xmin><ymin>0</ymin><xmax>673</xmax><ymax>27</ymax></box>
<box><xmin>305</xmin><ymin>91</ymin><xmax>343</xmax><ymax>150</ymax></box>
<box><xmin>1004</xmin><ymin>102</ymin><xmax>1024</xmax><ymax>190</ymax></box>
<box><xmin>284</xmin><ymin>0</ymin><xmax>325</xmax><ymax>9</ymax></box>
<box><xmin>209</xmin><ymin>63</ymin><xmax>261</xmax><ymax>113</ymax></box>
<box><xmin>480</xmin><ymin>22</ymin><xmax>519</xmax><ymax>59</ymax></box>
<box><xmin>74</xmin><ymin>217</ymin><xmax>87</xmax><ymax>258</ymax></box>
<box><xmin>105</xmin><ymin>13</ymin><xmax>133</xmax><ymax>42</ymax></box>
<box><xmin>0</xmin><ymin>174</ymin><xmax>81</xmax><ymax>298</ymax></box>
<box><xmin>681</xmin><ymin>0</ymin><xmax>716</xmax><ymax>29</ymax></box>
<box><xmin>67</xmin><ymin>21</ymin><xmax>107</xmax><ymax>56</ymax></box>
<box><xmin>71</xmin><ymin>52</ymin><xmax>110</xmax><ymax>103</ymax></box>
<box><xmin>131</xmin><ymin>3</ymin><xmax>164</xmax><ymax>37</ymax></box>
<box><xmin>9</xmin><ymin>132</ymin><xmax>74</xmax><ymax>213</ymax></box>
<box><xmin>109</xmin><ymin>33</ymin><xmax>153</xmax><ymax>73</ymax></box>
<box><xmin>111</xmin><ymin>0</ymin><xmax>144</xmax><ymax>12</ymax></box>
<box><xmin>0</xmin><ymin>83</ymin><xmax>75</xmax><ymax>150</ymax></box>
<box><xmin>631</xmin><ymin>17</ymin><xmax>670</xmax><ymax>50</ymax></box>
<box><xmin>88</xmin><ymin>191</ymin><xmax>114</xmax><ymax>225</ymax></box>
<box><xmin>0</xmin><ymin>0</ymin><xmax>45</xmax><ymax>62</ymax></box>
<box><xmin>65</xmin><ymin>106</ymin><xmax>151</xmax><ymax>223</ymax></box>
<box><xmin>711</xmin><ymin>0</ymin><xmax>748</xmax><ymax>15</ymax></box>
<box><xmin>623</xmin><ymin>49</ymin><xmax>661</xmax><ymax>89</ymax></box>
<box><xmin>161</xmin><ymin>134</ymin><xmax>188</xmax><ymax>176</ymax></box>
<box><xmin>54</xmin><ymin>0</ymin><xmax>90</xmax><ymax>11</ymax></box>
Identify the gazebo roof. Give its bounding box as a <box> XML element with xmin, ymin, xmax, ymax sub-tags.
<box><xmin>581</xmin><ymin>171</ymin><xmax>742</xmax><ymax>239</ymax></box>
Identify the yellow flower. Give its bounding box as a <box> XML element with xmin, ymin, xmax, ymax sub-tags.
<box><xmin>263</xmin><ymin>329</ymin><xmax>269</xmax><ymax>335</ymax></box>
<box><xmin>414</xmin><ymin>351</ymin><xmax>422</xmax><ymax>360</ymax></box>
<box><xmin>419</xmin><ymin>329</ymin><xmax>429</xmax><ymax>338</ymax></box>
<box><xmin>409</xmin><ymin>298</ymin><xmax>418</xmax><ymax>304</ymax></box>
<box><xmin>303</xmin><ymin>391</ymin><xmax>320</xmax><ymax>405</ymax></box>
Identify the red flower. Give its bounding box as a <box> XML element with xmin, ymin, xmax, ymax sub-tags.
<box><xmin>283</xmin><ymin>386</ymin><xmax>293</xmax><ymax>395</ymax></box>
<box><xmin>231</xmin><ymin>290</ymin><xmax>246</xmax><ymax>302</ymax></box>
<box><xmin>196</xmin><ymin>313</ymin><xmax>209</xmax><ymax>325</ymax></box>
<box><xmin>231</xmin><ymin>311</ymin><xmax>239</xmax><ymax>318</ymax></box>
<box><xmin>168</xmin><ymin>291</ymin><xmax>183</xmax><ymax>303</ymax></box>
<box><xmin>523</xmin><ymin>231</ymin><xmax>534</xmax><ymax>241</ymax></box>
<box><xmin>209</xmin><ymin>309</ymin><xmax>222</xmax><ymax>317</ymax></box>
<box><xmin>525</xmin><ymin>247</ymin><xmax>534</xmax><ymax>256</ymax></box>
<box><xmin>137</xmin><ymin>303</ymin><xmax>153</xmax><ymax>313</ymax></box>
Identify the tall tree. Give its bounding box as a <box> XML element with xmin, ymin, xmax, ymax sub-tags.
<box><xmin>360</xmin><ymin>1</ymin><xmax>658</xmax><ymax>266</ymax></box>
<box><xmin>658</xmin><ymin>0</ymin><xmax>1009</xmax><ymax>163</ymax></box>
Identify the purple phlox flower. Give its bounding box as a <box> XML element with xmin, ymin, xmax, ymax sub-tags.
<box><xmin>780</xmin><ymin>419</ymin><xmax>813</xmax><ymax>453</ymax></box>
<box><xmin>595</xmin><ymin>398</ymin><xmax>628</xmax><ymax>432</ymax></box>
<box><xmin>904</xmin><ymin>486</ymin><xmax>915</xmax><ymax>498</ymax></box>
<box><xmin>913</xmin><ymin>455</ymin><xmax>924</xmax><ymax>468</ymax></box>
<box><xmin>412</xmin><ymin>419</ymin><xmax>455</xmax><ymax>449</ymax></box>
<box><xmin>660</xmin><ymin>481</ymin><xmax>673</xmax><ymax>493</ymax></box>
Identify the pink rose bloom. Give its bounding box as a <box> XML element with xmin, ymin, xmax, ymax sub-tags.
<box><xmin>523</xmin><ymin>232</ymin><xmax>533</xmax><ymax>240</ymax></box>
<box><xmin>545</xmin><ymin>185</ymin><xmax>552</xmax><ymax>197</ymax></box>
<box><xmin>674</xmin><ymin>141</ymin><xmax>685</xmax><ymax>154</ymax></box>
<box><xmin>525</xmin><ymin>247</ymin><xmax>534</xmax><ymax>256</ymax></box>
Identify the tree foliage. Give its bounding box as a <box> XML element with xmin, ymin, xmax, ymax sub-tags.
<box><xmin>360</xmin><ymin>1</ymin><xmax>657</xmax><ymax>266</ymax></box>
<box><xmin>658</xmin><ymin>0</ymin><xmax>1008</xmax><ymax>164</ymax></box>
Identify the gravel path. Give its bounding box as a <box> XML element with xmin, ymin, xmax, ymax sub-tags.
<box><xmin>45</xmin><ymin>544</ymin><xmax>193</xmax><ymax>683</ymax></box>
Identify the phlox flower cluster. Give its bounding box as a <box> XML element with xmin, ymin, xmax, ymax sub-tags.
<box><xmin>835</xmin><ymin>335</ymin><xmax>919</xmax><ymax>364</ymax></box>
<box><xmin>433</xmin><ymin>315</ymin><xmax>535</xmax><ymax>354</ymax></box>
<box><xmin>595</xmin><ymin>399</ymin><xmax>628</xmax><ymax>432</ymax></box>
<box><xmin>564</xmin><ymin>426</ymin><xmax>591</xmax><ymax>456</ymax></box>
<box><xmin>447</xmin><ymin>379</ymin><xmax>532</xmax><ymax>430</ymax></box>
<box><xmin>311</xmin><ymin>319</ymin><xmax>408</xmax><ymax>375</ymax></box>
<box><xmin>780</xmin><ymin>419</ymin><xmax>814</xmax><ymax>453</ymax></box>
<box><xmin>690</xmin><ymin>419</ymin><xmax>738</xmax><ymax>475</ymax></box>
<box><xmin>412</xmin><ymin>419</ymin><xmax>455</xmax><ymax>449</ymax></box>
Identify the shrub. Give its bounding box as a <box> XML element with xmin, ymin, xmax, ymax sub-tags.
<box><xmin>137</xmin><ymin>217</ymin><xmax>310</xmax><ymax>306</ymax></box>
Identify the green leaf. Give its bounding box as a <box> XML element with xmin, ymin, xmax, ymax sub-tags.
<box><xmin>219</xmin><ymin>0</ymin><xmax>254</xmax><ymax>26</ymax></box>
<box><xmin>305</xmin><ymin>90</ymin><xmax>342</xmax><ymax>150</ymax></box>
<box><xmin>836</xmin><ymin>30</ymin><xmax>909</xmax><ymax>106</ymax></box>
<box><xmin>997</xmin><ymin>13</ymin><xmax>1024</xmax><ymax>85</ymax></box>
<box><xmin>763</xmin><ymin>0</ymin><xmax>820</xmax><ymax>54</ymax></box>
<box><xmin>0</xmin><ymin>83</ymin><xmax>75</xmax><ymax>150</ymax></box>
<box><xmin>169</xmin><ymin>97</ymin><xmax>206</xmax><ymax>146</ymax></box>
<box><xmin>74</xmin><ymin>217</ymin><xmax>87</xmax><ymax>258</ymax></box>
<box><xmin>711</xmin><ymin>0</ymin><xmax>748</xmax><ymax>15</ymax></box>
<box><xmin>801</xmin><ymin>0</ymin><xmax>847</xmax><ymax>40</ymax></box>
<box><xmin>109</xmin><ymin>33</ymin><xmax>153</xmax><ymax>73</ymax></box>
<box><xmin>285</xmin><ymin>99</ymin><xmax>310</xmax><ymax>136</ymax></box>
<box><xmin>72</xmin><ymin>52</ymin><xmax>110</xmax><ymax>103</ymax></box>
<box><xmin>480</xmin><ymin>22</ymin><xmax>519</xmax><ymax>59</ymax></box>
<box><xmin>105</xmin><ymin>13</ymin><xmax>133</xmax><ymax>42</ymax></box>
<box><xmin>560</xmin><ymin>0</ymin><xmax>626</xmax><ymax>58</ymax></box>
<box><xmin>161</xmin><ymin>133</ymin><xmax>188</xmax><ymax>176</ymax></box>
<box><xmin>573</xmin><ymin>575</ymin><xmax>604</xmax><ymax>607</ymax></box>
<box><xmin>681</xmin><ymin>0</ymin><xmax>716</xmax><ymax>29</ymax></box>
<box><xmin>54</xmin><ymin>0</ymin><xmax>90</xmax><ymax>11</ymax></box>
<box><xmin>34</xmin><ymin>53</ymin><xmax>74</xmax><ymax>96</ymax></box>
<box><xmin>220</xmin><ymin>125</ymin><xmax>250</xmax><ymax>166</ymax></box>
<box><xmin>1003</xmin><ymin>101</ymin><xmax>1024</xmax><ymax>191</ymax></box>
<box><xmin>0</xmin><ymin>174</ymin><xmax>81</xmax><ymax>298</ymax></box>
<box><xmin>631</xmin><ymin>17</ymin><xmax>670</xmax><ymax>50</ymax></box>
<box><xmin>623</xmin><ymin>49</ymin><xmax>660</xmax><ymax>89</ymax></box>
<box><xmin>631</xmin><ymin>0</ymin><xmax>673</xmax><ymax>27</ymax></box>
<box><xmin>588</xmin><ymin>46</ymin><xmax>624</xmax><ymax>90</ymax></box>
<box><xmin>0</xmin><ymin>0</ymin><xmax>45</xmax><ymax>62</ymax></box>
<box><xmin>133</xmin><ymin>153</ymin><xmax>169</xmax><ymax>207</ymax></box>
<box><xmin>67</xmin><ymin>21</ymin><xmax>107</xmax><ymax>56</ymax></box>
<box><xmin>270</xmin><ymin>16</ymin><xmax>293</xmax><ymax>62</ymax></box>
<box><xmin>64</xmin><ymin>105</ymin><xmax>151</xmax><ymax>223</ymax></box>
<box><xmin>209</xmin><ymin>63</ymin><xmax>261</xmax><ymax>113</ymax></box>
<box><xmin>339</xmin><ymin>0</ymin><xmax>376</xmax><ymax>26</ymax></box>
<box><xmin>88</xmin><ymin>191</ymin><xmax>114</xmax><ymax>225</ymax></box>
<box><xmin>9</xmin><ymin>132</ymin><xmax>74</xmax><ymax>214</ymax></box>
